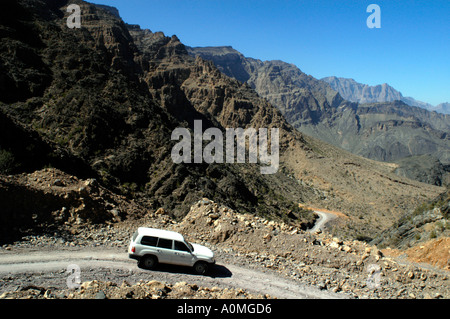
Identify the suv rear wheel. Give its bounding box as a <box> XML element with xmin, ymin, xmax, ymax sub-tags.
<box><xmin>139</xmin><ymin>255</ymin><xmax>158</xmax><ymax>269</ymax></box>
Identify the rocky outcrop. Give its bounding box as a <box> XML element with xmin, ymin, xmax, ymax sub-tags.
<box><xmin>0</xmin><ymin>279</ymin><xmax>269</xmax><ymax>299</ymax></box>
<box><xmin>0</xmin><ymin>168</ymin><xmax>146</xmax><ymax>242</ymax></box>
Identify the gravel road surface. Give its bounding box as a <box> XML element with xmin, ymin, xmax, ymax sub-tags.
<box><xmin>0</xmin><ymin>247</ymin><xmax>347</xmax><ymax>299</ymax></box>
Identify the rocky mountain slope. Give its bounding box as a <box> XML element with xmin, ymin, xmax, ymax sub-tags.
<box><xmin>299</xmin><ymin>101</ymin><xmax>449</xmax><ymax>166</ymax></box>
<box><xmin>372</xmin><ymin>189</ymin><xmax>449</xmax><ymax>250</ymax></box>
<box><xmin>321</xmin><ymin>76</ymin><xmax>449</xmax><ymax>115</ymax></box>
<box><xmin>186</xmin><ymin>46</ymin><xmax>344</xmax><ymax>128</ymax></box>
<box><xmin>0</xmin><ymin>0</ymin><xmax>315</xmax><ymax>234</ymax></box>
<box><xmin>188</xmin><ymin>46</ymin><xmax>450</xmax><ymax>186</ymax></box>
<box><xmin>0</xmin><ymin>0</ymin><xmax>445</xmax><ymax>245</ymax></box>
<box><xmin>394</xmin><ymin>155</ymin><xmax>450</xmax><ymax>187</ymax></box>
<box><xmin>0</xmin><ymin>168</ymin><xmax>146</xmax><ymax>243</ymax></box>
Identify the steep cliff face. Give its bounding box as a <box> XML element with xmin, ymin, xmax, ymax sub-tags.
<box><xmin>187</xmin><ymin>46</ymin><xmax>344</xmax><ymax>127</ymax></box>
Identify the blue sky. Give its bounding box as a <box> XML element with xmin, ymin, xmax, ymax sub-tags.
<box><xmin>89</xmin><ymin>0</ymin><xmax>449</xmax><ymax>105</ymax></box>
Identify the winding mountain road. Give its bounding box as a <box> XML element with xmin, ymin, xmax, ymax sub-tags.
<box><xmin>308</xmin><ymin>211</ymin><xmax>338</xmax><ymax>233</ymax></box>
<box><xmin>0</xmin><ymin>207</ymin><xmax>350</xmax><ymax>299</ymax></box>
<box><xmin>0</xmin><ymin>248</ymin><xmax>347</xmax><ymax>299</ymax></box>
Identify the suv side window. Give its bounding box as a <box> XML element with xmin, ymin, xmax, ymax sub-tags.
<box><xmin>140</xmin><ymin>236</ymin><xmax>158</xmax><ymax>246</ymax></box>
<box><xmin>157</xmin><ymin>238</ymin><xmax>173</xmax><ymax>249</ymax></box>
<box><xmin>174</xmin><ymin>241</ymin><xmax>191</xmax><ymax>252</ymax></box>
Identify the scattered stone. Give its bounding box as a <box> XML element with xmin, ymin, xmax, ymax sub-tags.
<box><xmin>95</xmin><ymin>291</ymin><xmax>107</xmax><ymax>299</ymax></box>
<box><xmin>53</xmin><ymin>179</ymin><xmax>64</xmax><ymax>187</ymax></box>
<box><xmin>1</xmin><ymin>197</ymin><xmax>448</xmax><ymax>300</ymax></box>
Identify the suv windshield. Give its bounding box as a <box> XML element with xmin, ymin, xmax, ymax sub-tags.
<box><xmin>184</xmin><ymin>238</ymin><xmax>194</xmax><ymax>252</ymax></box>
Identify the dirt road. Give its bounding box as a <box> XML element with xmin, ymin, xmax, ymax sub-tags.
<box><xmin>308</xmin><ymin>211</ymin><xmax>338</xmax><ymax>233</ymax></box>
<box><xmin>0</xmin><ymin>247</ymin><xmax>347</xmax><ymax>299</ymax></box>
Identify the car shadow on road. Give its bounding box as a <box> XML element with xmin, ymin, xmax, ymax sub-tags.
<box><xmin>208</xmin><ymin>264</ymin><xmax>232</xmax><ymax>278</ymax></box>
<box><xmin>140</xmin><ymin>263</ymin><xmax>232</xmax><ymax>278</ymax></box>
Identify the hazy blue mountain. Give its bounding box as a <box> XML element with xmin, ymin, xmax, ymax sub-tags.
<box><xmin>322</xmin><ymin>76</ymin><xmax>449</xmax><ymax>115</ymax></box>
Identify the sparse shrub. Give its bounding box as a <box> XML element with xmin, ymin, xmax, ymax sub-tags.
<box><xmin>436</xmin><ymin>221</ymin><xmax>445</xmax><ymax>232</ymax></box>
<box><xmin>412</xmin><ymin>201</ymin><xmax>438</xmax><ymax>217</ymax></box>
<box><xmin>0</xmin><ymin>149</ymin><xmax>16</xmax><ymax>174</ymax></box>
<box><xmin>356</xmin><ymin>234</ymin><xmax>372</xmax><ymax>243</ymax></box>
<box><xmin>121</xmin><ymin>182</ymin><xmax>138</xmax><ymax>195</ymax></box>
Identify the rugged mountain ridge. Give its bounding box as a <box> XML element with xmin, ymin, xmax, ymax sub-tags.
<box><xmin>322</xmin><ymin>76</ymin><xmax>449</xmax><ymax>115</ymax></box>
<box><xmin>321</xmin><ymin>77</ymin><xmax>402</xmax><ymax>105</ymax></box>
<box><xmin>186</xmin><ymin>46</ymin><xmax>344</xmax><ymax>127</ymax></box>
<box><xmin>0</xmin><ymin>0</ymin><xmax>444</xmax><ymax>243</ymax></box>
<box><xmin>188</xmin><ymin>46</ymin><xmax>450</xmax><ymax>186</ymax></box>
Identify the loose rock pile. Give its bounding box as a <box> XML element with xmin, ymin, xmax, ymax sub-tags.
<box><xmin>172</xmin><ymin>199</ymin><xmax>449</xmax><ymax>299</ymax></box>
<box><xmin>0</xmin><ymin>168</ymin><xmax>150</xmax><ymax>242</ymax></box>
<box><xmin>0</xmin><ymin>279</ymin><xmax>269</xmax><ymax>299</ymax></box>
<box><xmin>1</xmin><ymin>197</ymin><xmax>449</xmax><ymax>299</ymax></box>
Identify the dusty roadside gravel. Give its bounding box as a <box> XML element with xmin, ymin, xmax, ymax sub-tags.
<box><xmin>0</xmin><ymin>198</ymin><xmax>448</xmax><ymax>299</ymax></box>
<box><xmin>0</xmin><ymin>247</ymin><xmax>345</xmax><ymax>299</ymax></box>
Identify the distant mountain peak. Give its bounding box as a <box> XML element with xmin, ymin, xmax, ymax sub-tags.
<box><xmin>321</xmin><ymin>76</ymin><xmax>448</xmax><ymax>114</ymax></box>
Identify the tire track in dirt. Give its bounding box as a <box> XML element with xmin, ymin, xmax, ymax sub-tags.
<box><xmin>0</xmin><ymin>248</ymin><xmax>347</xmax><ymax>299</ymax></box>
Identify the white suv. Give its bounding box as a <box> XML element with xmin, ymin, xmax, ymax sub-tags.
<box><xmin>128</xmin><ymin>227</ymin><xmax>215</xmax><ymax>275</ymax></box>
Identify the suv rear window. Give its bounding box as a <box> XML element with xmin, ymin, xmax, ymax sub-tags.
<box><xmin>157</xmin><ymin>238</ymin><xmax>173</xmax><ymax>249</ymax></box>
<box><xmin>140</xmin><ymin>236</ymin><xmax>158</xmax><ymax>246</ymax></box>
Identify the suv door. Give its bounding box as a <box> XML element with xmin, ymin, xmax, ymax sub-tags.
<box><xmin>155</xmin><ymin>238</ymin><xmax>175</xmax><ymax>264</ymax></box>
<box><xmin>172</xmin><ymin>240</ymin><xmax>195</xmax><ymax>266</ymax></box>
<box><xmin>138</xmin><ymin>235</ymin><xmax>158</xmax><ymax>256</ymax></box>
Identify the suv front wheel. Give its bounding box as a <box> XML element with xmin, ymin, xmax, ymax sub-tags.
<box><xmin>193</xmin><ymin>261</ymin><xmax>209</xmax><ymax>275</ymax></box>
